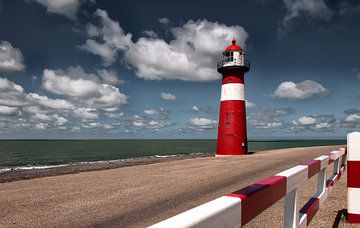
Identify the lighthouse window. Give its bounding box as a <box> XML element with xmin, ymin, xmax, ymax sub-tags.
<box><xmin>225</xmin><ymin>122</ymin><xmax>230</xmax><ymax>128</ymax></box>
<box><xmin>224</xmin><ymin>51</ymin><xmax>234</xmax><ymax>62</ymax></box>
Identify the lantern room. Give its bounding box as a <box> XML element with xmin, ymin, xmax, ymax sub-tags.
<box><xmin>217</xmin><ymin>39</ymin><xmax>250</xmax><ymax>73</ymax></box>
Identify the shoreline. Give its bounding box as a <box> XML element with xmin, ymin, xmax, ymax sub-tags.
<box><xmin>0</xmin><ymin>153</ymin><xmax>212</xmax><ymax>183</ymax></box>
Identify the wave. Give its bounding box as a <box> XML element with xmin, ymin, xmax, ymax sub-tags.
<box><xmin>0</xmin><ymin>152</ymin><xmax>209</xmax><ymax>174</ymax></box>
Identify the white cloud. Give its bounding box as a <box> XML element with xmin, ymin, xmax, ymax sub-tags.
<box><xmin>29</xmin><ymin>0</ymin><xmax>81</xmax><ymax>19</ymax></box>
<box><xmin>0</xmin><ymin>77</ymin><xmax>26</xmax><ymax>106</ymax></box>
<box><xmin>297</xmin><ymin>116</ymin><xmax>316</xmax><ymax>125</ymax></box>
<box><xmin>97</xmin><ymin>69</ymin><xmax>122</xmax><ymax>85</ymax></box>
<box><xmin>143</xmin><ymin>30</ymin><xmax>158</xmax><ymax>38</ymax></box>
<box><xmin>144</xmin><ymin>108</ymin><xmax>167</xmax><ymax>115</ymax></box>
<box><xmin>32</xmin><ymin>113</ymin><xmax>68</xmax><ymax>127</ymax></box>
<box><xmin>80</xmin><ymin>9</ymin><xmax>132</xmax><ymax>65</ymax></box>
<box><xmin>273</xmin><ymin>80</ymin><xmax>328</xmax><ymax>100</ymax></box>
<box><xmin>106</xmin><ymin>112</ymin><xmax>124</xmax><ymax>119</ymax></box>
<box><xmin>125</xmin><ymin>20</ymin><xmax>247</xmax><ymax>81</ymax></box>
<box><xmin>82</xmin><ymin>10</ymin><xmax>248</xmax><ymax>81</ymax></box>
<box><xmin>248</xmin><ymin>107</ymin><xmax>294</xmax><ymax>129</ymax></box>
<box><xmin>73</xmin><ymin>108</ymin><xmax>99</xmax><ymax>120</ymax></box>
<box><xmin>345</xmin><ymin>114</ymin><xmax>360</xmax><ymax>122</ymax></box>
<box><xmin>0</xmin><ymin>105</ymin><xmax>20</xmax><ymax>116</ymax></box>
<box><xmin>189</xmin><ymin>117</ymin><xmax>217</xmax><ymax>127</ymax></box>
<box><xmin>42</xmin><ymin>66</ymin><xmax>127</xmax><ymax>108</ymax></box>
<box><xmin>26</xmin><ymin>93</ymin><xmax>74</xmax><ymax>110</ymax></box>
<box><xmin>158</xmin><ymin>17</ymin><xmax>170</xmax><ymax>24</ymax></box>
<box><xmin>0</xmin><ymin>41</ymin><xmax>25</xmax><ymax>72</ymax></box>
<box><xmin>81</xmin><ymin>39</ymin><xmax>117</xmax><ymax>65</ymax></box>
<box><xmin>129</xmin><ymin>114</ymin><xmax>172</xmax><ymax>130</ymax></box>
<box><xmin>246</xmin><ymin>100</ymin><xmax>256</xmax><ymax>108</ymax></box>
<box><xmin>280</xmin><ymin>0</ymin><xmax>333</xmax><ymax>30</ymax></box>
<box><xmin>292</xmin><ymin>114</ymin><xmax>336</xmax><ymax>131</ymax></box>
<box><xmin>35</xmin><ymin>122</ymin><xmax>47</xmax><ymax>130</ymax></box>
<box><xmin>161</xmin><ymin>92</ymin><xmax>176</xmax><ymax>101</ymax></box>
<box><xmin>192</xmin><ymin>105</ymin><xmax>200</xmax><ymax>112</ymax></box>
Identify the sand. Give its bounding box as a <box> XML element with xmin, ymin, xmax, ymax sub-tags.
<box><xmin>0</xmin><ymin>145</ymin><xmax>354</xmax><ymax>227</ymax></box>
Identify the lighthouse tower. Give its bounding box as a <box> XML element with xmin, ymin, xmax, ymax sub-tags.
<box><xmin>216</xmin><ymin>39</ymin><xmax>250</xmax><ymax>156</ymax></box>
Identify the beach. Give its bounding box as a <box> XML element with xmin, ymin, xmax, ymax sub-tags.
<box><xmin>0</xmin><ymin>145</ymin><xmax>353</xmax><ymax>227</ymax></box>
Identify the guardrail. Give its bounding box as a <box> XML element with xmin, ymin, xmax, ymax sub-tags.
<box><xmin>347</xmin><ymin>132</ymin><xmax>360</xmax><ymax>223</ymax></box>
<box><xmin>149</xmin><ymin>148</ymin><xmax>346</xmax><ymax>228</ymax></box>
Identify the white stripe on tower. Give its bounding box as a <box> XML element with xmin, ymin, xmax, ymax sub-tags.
<box><xmin>220</xmin><ymin>83</ymin><xmax>245</xmax><ymax>101</ymax></box>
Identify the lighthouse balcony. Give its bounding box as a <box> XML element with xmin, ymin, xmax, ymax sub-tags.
<box><xmin>217</xmin><ymin>58</ymin><xmax>250</xmax><ymax>73</ymax></box>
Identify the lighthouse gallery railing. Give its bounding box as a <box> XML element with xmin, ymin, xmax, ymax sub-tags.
<box><xmin>217</xmin><ymin>58</ymin><xmax>250</xmax><ymax>70</ymax></box>
<box><xmin>149</xmin><ymin>148</ymin><xmax>346</xmax><ymax>228</ymax></box>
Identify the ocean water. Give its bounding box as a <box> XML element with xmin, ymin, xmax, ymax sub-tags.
<box><xmin>0</xmin><ymin>139</ymin><xmax>345</xmax><ymax>168</ymax></box>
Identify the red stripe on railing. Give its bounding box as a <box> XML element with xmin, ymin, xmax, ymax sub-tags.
<box><xmin>227</xmin><ymin>176</ymin><xmax>286</xmax><ymax>225</ymax></box>
<box><xmin>302</xmin><ymin>160</ymin><xmax>321</xmax><ymax>179</ymax></box>
<box><xmin>300</xmin><ymin>197</ymin><xmax>319</xmax><ymax>225</ymax></box>
<box><xmin>348</xmin><ymin>213</ymin><xmax>360</xmax><ymax>223</ymax></box>
<box><xmin>347</xmin><ymin>161</ymin><xmax>360</xmax><ymax>188</ymax></box>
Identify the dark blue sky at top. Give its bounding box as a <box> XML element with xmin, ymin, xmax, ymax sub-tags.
<box><xmin>0</xmin><ymin>0</ymin><xmax>360</xmax><ymax>139</ymax></box>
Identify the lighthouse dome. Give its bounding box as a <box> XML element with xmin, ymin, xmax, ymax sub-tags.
<box><xmin>225</xmin><ymin>39</ymin><xmax>243</xmax><ymax>52</ymax></box>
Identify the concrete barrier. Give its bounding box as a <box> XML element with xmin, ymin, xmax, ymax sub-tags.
<box><xmin>149</xmin><ymin>148</ymin><xmax>346</xmax><ymax>228</ymax></box>
<box><xmin>347</xmin><ymin>132</ymin><xmax>360</xmax><ymax>223</ymax></box>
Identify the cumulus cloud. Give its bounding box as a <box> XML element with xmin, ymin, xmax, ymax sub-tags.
<box><xmin>161</xmin><ymin>92</ymin><xmax>176</xmax><ymax>101</ymax></box>
<box><xmin>80</xmin><ymin>40</ymin><xmax>117</xmax><ymax>66</ymax></box>
<box><xmin>0</xmin><ymin>77</ymin><xmax>26</xmax><ymax>106</ymax></box>
<box><xmin>42</xmin><ymin>66</ymin><xmax>127</xmax><ymax>109</ymax></box>
<box><xmin>192</xmin><ymin>105</ymin><xmax>200</xmax><ymax>112</ymax></box>
<box><xmin>340</xmin><ymin>109</ymin><xmax>360</xmax><ymax>128</ymax></box>
<box><xmin>188</xmin><ymin>117</ymin><xmax>218</xmax><ymax>130</ymax></box>
<box><xmin>292</xmin><ymin>114</ymin><xmax>336</xmax><ymax>131</ymax></box>
<box><xmin>81</xmin><ymin>9</ymin><xmax>248</xmax><ymax>81</ymax></box>
<box><xmin>144</xmin><ymin>108</ymin><xmax>168</xmax><ymax>115</ymax></box>
<box><xmin>28</xmin><ymin>0</ymin><xmax>81</xmax><ymax>19</ymax></box>
<box><xmin>297</xmin><ymin>116</ymin><xmax>316</xmax><ymax>125</ymax></box>
<box><xmin>130</xmin><ymin>114</ymin><xmax>172</xmax><ymax>130</ymax></box>
<box><xmin>31</xmin><ymin>113</ymin><xmax>68</xmax><ymax>127</ymax></box>
<box><xmin>26</xmin><ymin>92</ymin><xmax>74</xmax><ymax>110</ymax></box>
<box><xmin>158</xmin><ymin>17</ymin><xmax>170</xmax><ymax>24</ymax></box>
<box><xmin>0</xmin><ymin>105</ymin><xmax>20</xmax><ymax>116</ymax></box>
<box><xmin>73</xmin><ymin>108</ymin><xmax>99</xmax><ymax>121</ymax></box>
<box><xmin>273</xmin><ymin>80</ymin><xmax>329</xmax><ymax>100</ymax></box>
<box><xmin>0</xmin><ymin>41</ymin><xmax>25</xmax><ymax>72</ymax></box>
<box><xmin>248</xmin><ymin>107</ymin><xmax>294</xmax><ymax>129</ymax></box>
<box><xmin>280</xmin><ymin>0</ymin><xmax>333</xmax><ymax>31</ymax></box>
<box><xmin>97</xmin><ymin>69</ymin><xmax>122</xmax><ymax>85</ymax></box>
<box><xmin>80</xmin><ymin>9</ymin><xmax>132</xmax><ymax>65</ymax></box>
<box><xmin>246</xmin><ymin>100</ymin><xmax>257</xmax><ymax>108</ymax></box>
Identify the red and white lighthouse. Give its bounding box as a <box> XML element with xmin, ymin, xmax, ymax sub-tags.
<box><xmin>216</xmin><ymin>39</ymin><xmax>250</xmax><ymax>156</ymax></box>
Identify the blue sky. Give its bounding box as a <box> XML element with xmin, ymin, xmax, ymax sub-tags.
<box><xmin>0</xmin><ymin>0</ymin><xmax>360</xmax><ymax>139</ymax></box>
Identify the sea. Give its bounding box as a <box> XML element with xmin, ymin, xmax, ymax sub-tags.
<box><xmin>0</xmin><ymin>139</ymin><xmax>345</xmax><ymax>172</ymax></box>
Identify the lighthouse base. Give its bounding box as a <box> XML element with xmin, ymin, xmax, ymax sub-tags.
<box><xmin>215</xmin><ymin>154</ymin><xmax>244</xmax><ymax>157</ymax></box>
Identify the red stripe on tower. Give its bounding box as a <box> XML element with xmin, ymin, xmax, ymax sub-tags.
<box><xmin>216</xmin><ymin>39</ymin><xmax>250</xmax><ymax>156</ymax></box>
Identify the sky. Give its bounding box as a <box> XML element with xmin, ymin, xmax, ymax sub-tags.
<box><xmin>0</xmin><ymin>0</ymin><xmax>360</xmax><ymax>139</ymax></box>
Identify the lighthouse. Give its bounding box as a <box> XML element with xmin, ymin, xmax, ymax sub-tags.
<box><xmin>216</xmin><ymin>39</ymin><xmax>250</xmax><ymax>156</ymax></box>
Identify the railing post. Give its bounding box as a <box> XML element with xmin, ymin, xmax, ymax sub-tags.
<box><xmin>316</xmin><ymin>168</ymin><xmax>326</xmax><ymax>196</ymax></box>
<box><xmin>333</xmin><ymin>158</ymin><xmax>340</xmax><ymax>175</ymax></box>
<box><xmin>347</xmin><ymin>132</ymin><xmax>360</xmax><ymax>223</ymax></box>
<box><xmin>284</xmin><ymin>189</ymin><xmax>299</xmax><ymax>228</ymax></box>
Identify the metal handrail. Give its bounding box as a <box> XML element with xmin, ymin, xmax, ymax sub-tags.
<box><xmin>217</xmin><ymin>58</ymin><xmax>250</xmax><ymax>70</ymax></box>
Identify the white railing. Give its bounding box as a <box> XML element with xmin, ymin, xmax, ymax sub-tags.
<box><xmin>150</xmin><ymin>148</ymin><xmax>346</xmax><ymax>228</ymax></box>
<box><xmin>217</xmin><ymin>58</ymin><xmax>250</xmax><ymax>71</ymax></box>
